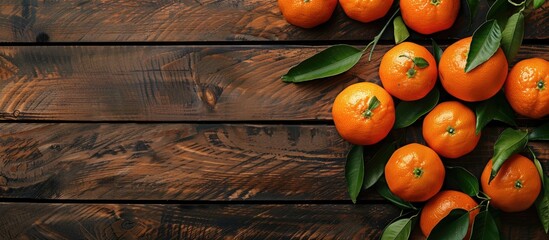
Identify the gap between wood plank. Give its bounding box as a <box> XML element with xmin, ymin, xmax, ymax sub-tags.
<box><xmin>0</xmin><ymin>39</ymin><xmax>548</xmax><ymax>47</ymax></box>
<box><xmin>0</xmin><ymin>120</ymin><xmax>543</xmax><ymax>128</ymax></box>
<box><xmin>0</xmin><ymin>198</ymin><xmax>389</xmax><ymax>205</ymax></box>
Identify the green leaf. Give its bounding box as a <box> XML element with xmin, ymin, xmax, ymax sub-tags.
<box><xmin>427</xmin><ymin>209</ymin><xmax>470</xmax><ymax>240</ymax></box>
<box><xmin>501</xmin><ymin>11</ymin><xmax>524</xmax><ymax>61</ymax></box>
<box><xmin>529</xmin><ymin>122</ymin><xmax>549</xmax><ymax>141</ymax></box>
<box><xmin>471</xmin><ymin>211</ymin><xmax>500</xmax><ymax>240</ymax></box>
<box><xmin>346</xmin><ymin>145</ymin><xmax>364</xmax><ymax>204</ymax></box>
<box><xmin>394</xmin><ymin>88</ymin><xmax>440</xmax><ymax>129</ymax></box>
<box><xmin>369</xmin><ymin>96</ymin><xmax>380</xmax><ymax>111</ymax></box>
<box><xmin>534</xmin><ymin>164</ymin><xmax>546</xmax><ymax>189</ymax></box>
<box><xmin>541</xmin><ymin>178</ymin><xmax>548</xmax><ymax>194</ymax></box>
<box><xmin>466</xmin><ymin>20</ymin><xmax>503</xmax><ymax>73</ymax></box>
<box><xmin>534</xmin><ymin>0</ymin><xmax>546</xmax><ymax>8</ymax></box>
<box><xmin>393</xmin><ymin>16</ymin><xmax>410</xmax><ymax>44</ymax></box>
<box><xmin>398</xmin><ymin>55</ymin><xmax>429</xmax><ymax>69</ymax></box>
<box><xmin>535</xmin><ymin>174</ymin><xmax>549</xmax><ymax>234</ymax></box>
<box><xmin>535</xmin><ymin>192</ymin><xmax>549</xmax><ymax>234</ymax></box>
<box><xmin>465</xmin><ymin>0</ymin><xmax>481</xmax><ymax>26</ymax></box>
<box><xmin>483</xmin><ymin>207</ymin><xmax>506</xmax><ymax>239</ymax></box>
<box><xmin>414</xmin><ymin>57</ymin><xmax>429</xmax><ymax>68</ymax></box>
<box><xmin>363</xmin><ymin>142</ymin><xmax>397</xmax><ymax>190</ymax></box>
<box><xmin>281</xmin><ymin>45</ymin><xmax>363</xmax><ymax>83</ymax></box>
<box><xmin>475</xmin><ymin>91</ymin><xmax>517</xmax><ymax>134</ymax></box>
<box><xmin>531</xmin><ymin>150</ymin><xmax>546</xmax><ymax>188</ymax></box>
<box><xmin>431</xmin><ymin>39</ymin><xmax>443</xmax><ymax>64</ymax></box>
<box><xmin>381</xmin><ymin>217</ymin><xmax>415</xmax><ymax>240</ymax></box>
<box><xmin>490</xmin><ymin>128</ymin><xmax>529</xmax><ymax>182</ymax></box>
<box><xmin>445</xmin><ymin>166</ymin><xmax>480</xmax><ymax>196</ymax></box>
<box><xmin>363</xmin><ymin>96</ymin><xmax>381</xmax><ymax>119</ymax></box>
<box><xmin>531</xmin><ymin>148</ymin><xmax>549</xmax><ymax>233</ymax></box>
<box><xmin>375</xmin><ymin>178</ymin><xmax>416</xmax><ymax>210</ymax></box>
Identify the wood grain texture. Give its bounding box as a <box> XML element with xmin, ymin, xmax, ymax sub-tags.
<box><xmin>0</xmin><ymin>45</ymin><xmax>547</xmax><ymax>121</ymax></box>
<box><xmin>0</xmin><ymin>123</ymin><xmax>546</xmax><ymax>201</ymax></box>
<box><xmin>0</xmin><ymin>0</ymin><xmax>547</xmax><ymax>42</ymax></box>
<box><xmin>0</xmin><ymin>123</ymin><xmax>348</xmax><ymax>200</ymax></box>
<box><xmin>0</xmin><ymin>203</ymin><xmax>547</xmax><ymax>240</ymax></box>
<box><xmin>0</xmin><ymin>203</ymin><xmax>400</xmax><ymax>240</ymax></box>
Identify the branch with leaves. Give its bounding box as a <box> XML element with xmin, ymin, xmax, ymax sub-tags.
<box><xmin>349</xmin><ymin>122</ymin><xmax>548</xmax><ymax>239</ymax></box>
<box><xmin>281</xmin><ymin>0</ymin><xmax>545</xmax><ymax>84</ymax></box>
<box><xmin>280</xmin><ymin>0</ymin><xmax>548</xmax><ymax>238</ymax></box>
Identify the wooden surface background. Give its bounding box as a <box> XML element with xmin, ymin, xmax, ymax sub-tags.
<box><xmin>0</xmin><ymin>0</ymin><xmax>547</xmax><ymax>42</ymax></box>
<box><xmin>0</xmin><ymin>1</ymin><xmax>548</xmax><ymax>239</ymax></box>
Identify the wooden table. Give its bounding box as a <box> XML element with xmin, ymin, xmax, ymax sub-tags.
<box><xmin>0</xmin><ymin>1</ymin><xmax>547</xmax><ymax>239</ymax></box>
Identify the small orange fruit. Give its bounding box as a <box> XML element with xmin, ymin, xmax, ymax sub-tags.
<box><xmin>504</xmin><ymin>58</ymin><xmax>549</xmax><ymax>119</ymax></box>
<box><xmin>385</xmin><ymin>143</ymin><xmax>445</xmax><ymax>202</ymax></box>
<box><xmin>339</xmin><ymin>0</ymin><xmax>394</xmax><ymax>23</ymax></box>
<box><xmin>400</xmin><ymin>0</ymin><xmax>460</xmax><ymax>35</ymax></box>
<box><xmin>422</xmin><ymin>101</ymin><xmax>480</xmax><ymax>158</ymax></box>
<box><xmin>481</xmin><ymin>154</ymin><xmax>542</xmax><ymax>212</ymax></box>
<box><xmin>379</xmin><ymin>42</ymin><xmax>438</xmax><ymax>101</ymax></box>
<box><xmin>332</xmin><ymin>82</ymin><xmax>395</xmax><ymax>145</ymax></box>
<box><xmin>278</xmin><ymin>0</ymin><xmax>337</xmax><ymax>28</ymax></box>
<box><xmin>439</xmin><ymin>37</ymin><xmax>508</xmax><ymax>102</ymax></box>
<box><xmin>420</xmin><ymin>190</ymin><xmax>479</xmax><ymax>239</ymax></box>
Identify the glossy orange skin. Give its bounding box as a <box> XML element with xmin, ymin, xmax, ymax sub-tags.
<box><xmin>481</xmin><ymin>155</ymin><xmax>542</xmax><ymax>212</ymax></box>
<box><xmin>379</xmin><ymin>42</ymin><xmax>438</xmax><ymax>101</ymax></box>
<box><xmin>278</xmin><ymin>0</ymin><xmax>337</xmax><ymax>28</ymax></box>
<box><xmin>400</xmin><ymin>0</ymin><xmax>460</xmax><ymax>34</ymax></box>
<box><xmin>422</xmin><ymin>101</ymin><xmax>480</xmax><ymax>158</ymax></box>
<box><xmin>339</xmin><ymin>0</ymin><xmax>394</xmax><ymax>23</ymax></box>
<box><xmin>439</xmin><ymin>37</ymin><xmax>509</xmax><ymax>102</ymax></box>
<box><xmin>420</xmin><ymin>190</ymin><xmax>479</xmax><ymax>239</ymax></box>
<box><xmin>384</xmin><ymin>143</ymin><xmax>445</xmax><ymax>202</ymax></box>
<box><xmin>504</xmin><ymin>58</ymin><xmax>549</xmax><ymax>119</ymax></box>
<box><xmin>332</xmin><ymin>82</ymin><xmax>395</xmax><ymax>145</ymax></box>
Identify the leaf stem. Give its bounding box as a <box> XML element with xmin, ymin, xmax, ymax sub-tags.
<box><xmin>470</xmin><ymin>199</ymin><xmax>490</xmax><ymax>212</ymax></box>
<box><xmin>363</xmin><ymin>8</ymin><xmax>401</xmax><ymax>61</ymax></box>
<box><xmin>476</xmin><ymin>191</ymin><xmax>492</xmax><ymax>201</ymax></box>
<box><xmin>484</xmin><ymin>201</ymin><xmax>491</xmax><ymax>211</ymax></box>
<box><xmin>507</xmin><ymin>0</ymin><xmax>527</xmax><ymax>6</ymax></box>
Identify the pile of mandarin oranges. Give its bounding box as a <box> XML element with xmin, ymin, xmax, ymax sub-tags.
<box><xmin>278</xmin><ymin>0</ymin><xmax>548</xmax><ymax>238</ymax></box>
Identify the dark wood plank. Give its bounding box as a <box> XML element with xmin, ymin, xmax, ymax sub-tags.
<box><xmin>0</xmin><ymin>0</ymin><xmax>547</xmax><ymax>42</ymax></box>
<box><xmin>0</xmin><ymin>123</ymin><xmax>348</xmax><ymax>200</ymax></box>
<box><xmin>0</xmin><ymin>203</ymin><xmax>546</xmax><ymax>240</ymax></box>
<box><xmin>1</xmin><ymin>45</ymin><xmax>547</xmax><ymax>121</ymax></box>
<box><xmin>0</xmin><ymin>123</ymin><xmax>546</xmax><ymax>201</ymax></box>
<box><xmin>0</xmin><ymin>203</ymin><xmax>398</xmax><ymax>240</ymax></box>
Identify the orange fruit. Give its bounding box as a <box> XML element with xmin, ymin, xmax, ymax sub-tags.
<box><xmin>420</xmin><ymin>190</ymin><xmax>479</xmax><ymax>239</ymax></box>
<box><xmin>332</xmin><ymin>82</ymin><xmax>395</xmax><ymax>145</ymax></box>
<box><xmin>422</xmin><ymin>101</ymin><xmax>480</xmax><ymax>158</ymax></box>
<box><xmin>504</xmin><ymin>58</ymin><xmax>549</xmax><ymax>119</ymax></box>
<box><xmin>400</xmin><ymin>0</ymin><xmax>460</xmax><ymax>35</ymax></box>
<box><xmin>385</xmin><ymin>143</ymin><xmax>445</xmax><ymax>202</ymax></box>
<box><xmin>439</xmin><ymin>37</ymin><xmax>509</xmax><ymax>102</ymax></box>
<box><xmin>481</xmin><ymin>154</ymin><xmax>542</xmax><ymax>212</ymax></box>
<box><xmin>379</xmin><ymin>42</ymin><xmax>438</xmax><ymax>101</ymax></box>
<box><xmin>278</xmin><ymin>0</ymin><xmax>337</xmax><ymax>28</ymax></box>
<box><xmin>339</xmin><ymin>0</ymin><xmax>394</xmax><ymax>23</ymax></box>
